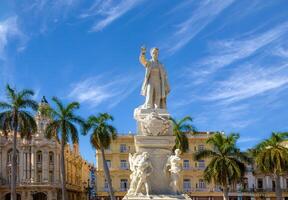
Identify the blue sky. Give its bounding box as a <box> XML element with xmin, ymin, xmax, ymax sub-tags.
<box><xmin>1</xmin><ymin>0</ymin><xmax>288</xmax><ymax>163</ymax></box>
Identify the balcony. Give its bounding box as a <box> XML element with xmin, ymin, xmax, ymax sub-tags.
<box><xmin>120</xmin><ymin>188</ymin><xmax>128</xmax><ymax>192</ymax></box>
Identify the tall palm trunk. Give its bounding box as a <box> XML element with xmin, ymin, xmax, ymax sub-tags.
<box><xmin>223</xmin><ymin>186</ymin><xmax>229</xmax><ymax>200</ymax></box>
<box><xmin>275</xmin><ymin>174</ymin><xmax>282</xmax><ymax>200</ymax></box>
<box><xmin>11</xmin><ymin>112</ymin><xmax>18</xmax><ymax>200</ymax></box>
<box><xmin>60</xmin><ymin>139</ymin><xmax>68</xmax><ymax>200</ymax></box>
<box><xmin>100</xmin><ymin>146</ymin><xmax>115</xmax><ymax>200</ymax></box>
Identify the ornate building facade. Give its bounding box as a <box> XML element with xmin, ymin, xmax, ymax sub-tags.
<box><xmin>95</xmin><ymin>132</ymin><xmax>288</xmax><ymax>200</ymax></box>
<box><xmin>0</xmin><ymin>97</ymin><xmax>92</xmax><ymax>200</ymax></box>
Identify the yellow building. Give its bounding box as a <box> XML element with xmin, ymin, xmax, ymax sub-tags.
<box><xmin>95</xmin><ymin>132</ymin><xmax>288</xmax><ymax>200</ymax></box>
<box><xmin>95</xmin><ymin>132</ymin><xmax>223</xmax><ymax>199</ymax></box>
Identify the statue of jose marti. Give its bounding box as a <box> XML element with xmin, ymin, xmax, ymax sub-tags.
<box><xmin>139</xmin><ymin>46</ymin><xmax>170</xmax><ymax>109</ymax></box>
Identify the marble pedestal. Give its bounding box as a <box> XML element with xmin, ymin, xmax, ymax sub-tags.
<box><xmin>134</xmin><ymin>135</ymin><xmax>175</xmax><ymax>194</ymax></box>
<box><xmin>125</xmin><ymin>107</ymin><xmax>192</xmax><ymax>200</ymax></box>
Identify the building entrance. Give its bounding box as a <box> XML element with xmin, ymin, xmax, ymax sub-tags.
<box><xmin>4</xmin><ymin>193</ymin><xmax>21</xmax><ymax>200</ymax></box>
<box><xmin>33</xmin><ymin>192</ymin><xmax>47</xmax><ymax>200</ymax></box>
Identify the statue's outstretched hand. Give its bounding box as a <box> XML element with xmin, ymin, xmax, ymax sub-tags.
<box><xmin>141</xmin><ymin>46</ymin><xmax>146</xmax><ymax>55</ymax></box>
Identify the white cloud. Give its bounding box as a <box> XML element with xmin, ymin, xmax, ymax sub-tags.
<box><xmin>68</xmin><ymin>73</ymin><xmax>141</xmax><ymax>108</ymax></box>
<box><xmin>164</xmin><ymin>0</ymin><xmax>234</xmax><ymax>54</ymax></box>
<box><xmin>192</xmin><ymin>22</ymin><xmax>288</xmax><ymax>81</ymax></box>
<box><xmin>204</xmin><ymin>63</ymin><xmax>288</xmax><ymax>104</ymax></box>
<box><xmin>0</xmin><ymin>16</ymin><xmax>23</xmax><ymax>60</ymax></box>
<box><xmin>237</xmin><ymin>136</ymin><xmax>260</xmax><ymax>143</ymax></box>
<box><xmin>80</xmin><ymin>0</ymin><xmax>144</xmax><ymax>32</ymax></box>
<box><xmin>274</xmin><ymin>46</ymin><xmax>288</xmax><ymax>58</ymax></box>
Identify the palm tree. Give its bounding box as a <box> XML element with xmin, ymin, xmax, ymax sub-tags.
<box><xmin>170</xmin><ymin>116</ymin><xmax>195</xmax><ymax>153</ymax></box>
<box><xmin>0</xmin><ymin>85</ymin><xmax>38</xmax><ymax>200</ymax></box>
<box><xmin>194</xmin><ymin>132</ymin><xmax>249</xmax><ymax>200</ymax></box>
<box><xmin>84</xmin><ymin>113</ymin><xmax>117</xmax><ymax>200</ymax></box>
<box><xmin>253</xmin><ymin>132</ymin><xmax>288</xmax><ymax>200</ymax></box>
<box><xmin>44</xmin><ymin>97</ymin><xmax>84</xmax><ymax>200</ymax></box>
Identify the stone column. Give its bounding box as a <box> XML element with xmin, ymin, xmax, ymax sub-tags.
<box><xmin>42</xmin><ymin>149</ymin><xmax>48</xmax><ymax>182</ymax></box>
<box><xmin>28</xmin><ymin>148</ymin><xmax>31</xmax><ymax>181</ymax></box>
<box><xmin>19</xmin><ymin>149</ymin><xmax>24</xmax><ymax>182</ymax></box>
<box><xmin>55</xmin><ymin>152</ymin><xmax>60</xmax><ymax>183</ymax></box>
<box><xmin>31</xmin><ymin>146</ymin><xmax>35</xmax><ymax>182</ymax></box>
<box><xmin>265</xmin><ymin>176</ymin><xmax>269</xmax><ymax>189</ymax></box>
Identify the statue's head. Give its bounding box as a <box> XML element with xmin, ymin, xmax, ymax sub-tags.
<box><xmin>150</xmin><ymin>47</ymin><xmax>159</xmax><ymax>61</ymax></box>
<box><xmin>175</xmin><ymin>149</ymin><xmax>181</xmax><ymax>156</ymax></box>
<box><xmin>142</xmin><ymin>152</ymin><xmax>149</xmax><ymax>159</ymax></box>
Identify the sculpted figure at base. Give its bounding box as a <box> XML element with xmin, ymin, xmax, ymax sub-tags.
<box><xmin>127</xmin><ymin>152</ymin><xmax>153</xmax><ymax>197</ymax></box>
<box><xmin>165</xmin><ymin>149</ymin><xmax>182</xmax><ymax>194</ymax></box>
<box><xmin>139</xmin><ymin>47</ymin><xmax>170</xmax><ymax>109</ymax></box>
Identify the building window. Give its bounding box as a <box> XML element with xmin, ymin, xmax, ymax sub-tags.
<box><xmin>183</xmin><ymin>160</ymin><xmax>190</xmax><ymax>170</ymax></box>
<box><xmin>104</xmin><ymin>179</ymin><xmax>109</xmax><ymax>191</ymax></box>
<box><xmin>183</xmin><ymin>179</ymin><xmax>191</xmax><ymax>192</ymax></box>
<box><xmin>198</xmin><ymin>144</ymin><xmax>205</xmax><ymax>151</ymax></box>
<box><xmin>106</xmin><ymin>160</ymin><xmax>111</xmax><ymax>169</ymax></box>
<box><xmin>243</xmin><ymin>178</ymin><xmax>248</xmax><ymax>190</ymax></box>
<box><xmin>198</xmin><ymin>179</ymin><xmax>206</xmax><ymax>189</ymax></box>
<box><xmin>49</xmin><ymin>171</ymin><xmax>54</xmax><ymax>182</ymax></box>
<box><xmin>120</xmin><ymin>160</ymin><xmax>128</xmax><ymax>169</ymax></box>
<box><xmin>120</xmin><ymin>179</ymin><xmax>128</xmax><ymax>191</ymax></box>
<box><xmin>120</xmin><ymin>144</ymin><xmax>127</xmax><ymax>153</ymax></box>
<box><xmin>49</xmin><ymin>152</ymin><xmax>54</xmax><ymax>164</ymax></box>
<box><xmin>198</xmin><ymin>160</ymin><xmax>205</xmax><ymax>169</ymax></box>
<box><xmin>37</xmin><ymin>170</ymin><xmax>42</xmax><ymax>182</ymax></box>
<box><xmin>257</xmin><ymin>178</ymin><xmax>263</xmax><ymax>189</ymax></box>
<box><xmin>36</xmin><ymin>151</ymin><xmax>42</xmax><ymax>164</ymax></box>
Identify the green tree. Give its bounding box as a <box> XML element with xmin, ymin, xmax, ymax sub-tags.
<box><xmin>194</xmin><ymin>132</ymin><xmax>249</xmax><ymax>200</ymax></box>
<box><xmin>44</xmin><ymin>97</ymin><xmax>84</xmax><ymax>200</ymax></box>
<box><xmin>0</xmin><ymin>85</ymin><xmax>38</xmax><ymax>200</ymax></box>
<box><xmin>170</xmin><ymin>116</ymin><xmax>195</xmax><ymax>153</ymax></box>
<box><xmin>84</xmin><ymin>113</ymin><xmax>117</xmax><ymax>200</ymax></box>
<box><xmin>253</xmin><ymin>132</ymin><xmax>288</xmax><ymax>200</ymax></box>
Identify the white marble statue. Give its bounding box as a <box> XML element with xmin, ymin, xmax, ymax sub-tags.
<box><xmin>127</xmin><ymin>153</ymin><xmax>142</xmax><ymax>195</ymax></box>
<box><xmin>127</xmin><ymin>152</ymin><xmax>153</xmax><ymax>197</ymax></box>
<box><xmin>165</xmin><ymin>149</ymin><xmax>182</xmax><ymax>194</ymax></box>
<box><xmin>139</xmin><ymin>47</ymin><xmax>170</xmax><ymax>109</ymax></box>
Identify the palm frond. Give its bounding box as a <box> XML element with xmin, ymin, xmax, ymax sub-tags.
<box><xmin>0</xmin><ymin>102</ymin><xmax>12</xmax><ymax>110</ymax></box>
<box><xmin>5</xmin><ymin>84</ymin><xmax>16</xmax><ymax>101</ymax></box>
<box><xmin>20</xmin><ymin>99</ymin><xmax>38</xmax><ymax>111</ymax></box>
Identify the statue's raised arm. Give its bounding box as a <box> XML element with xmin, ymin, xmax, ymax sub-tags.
<box><xmin>139</xmin><ymin>46</ymin><xmax>148</xmax><ymax>67</ymax></box>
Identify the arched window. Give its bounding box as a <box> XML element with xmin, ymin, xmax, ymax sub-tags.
<box><xmin>36</xmin><ymin>151</ymin><xmax>42</xmax><ymax>164</ymax></box>
<box><xmin>49</xmin><ymin>152</ymin><xmax>54</xmax><ymax>165</ymax></box>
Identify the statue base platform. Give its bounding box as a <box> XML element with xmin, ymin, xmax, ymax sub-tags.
<box><xmin>123</xmin><ymin>194</ymin><xmax>192</xmax><ymax>200</ymax></box>
<box><xmin>134</xmin><ymin>135</ymin><xmax>175</xmax><ymax>194</ymax></box>
<box><xmin>134</xmin><ymin>107</ymin><xmax>173</xmax><ymax>136</ymax></box>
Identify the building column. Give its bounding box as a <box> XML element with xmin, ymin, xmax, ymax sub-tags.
<box><xmin>55</xmin><ymin>152</ymin><xmax>60</xmax><ymax>183</ymax></box>
<box><xmin>19</xmin><ymin>149</ymin><xmax>24</xmax><ymax>182</ymax></box>
<box><xmin>280</xmin><ymin>176</ymin><xmax>284</xmax><ymax>188</ymax></box>
<box><xmin>31</xmin><ymin>146</ymin><xmax>35</xmax><ymax>182</ymax></box>
<box><xmin>42</xmin><ymin>149</ymin><xmax>48</xmax><ymax>182</ymax></box>
<box><xmin>265</xmin><ymin>176</ymin><xmax>270</xmax><ymax>189</ymax></box>
<box><xmin>47</xmin><ymin>191</ymin><xmax>53</xmax><ymax>200</ymax></box>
